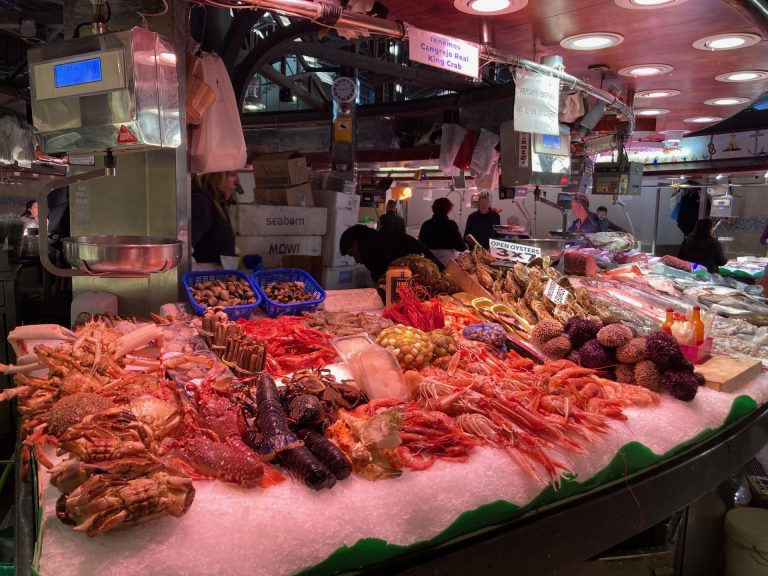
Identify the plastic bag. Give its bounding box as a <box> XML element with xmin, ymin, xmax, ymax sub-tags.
<box><xmin>469</xmin><ymin>129</ymin><xmax>499</xmax><ymax>180</ymax></box>
<box><xmin>439</xmin><ymin>123</ymin><xmax>466</xmax><ymax>177</ymax></box>
<box><xmin>188</xmin><ymin>53</ymin><xmax>246</xmax><ymax>174</ymax></box>
<box><xmin>670</xmin><ymin>198</ymin><xmax>681</xmax><ymax>221</ymax></box>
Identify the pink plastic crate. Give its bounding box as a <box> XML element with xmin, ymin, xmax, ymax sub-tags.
<box><xmin>680</xmin><ymin>337</ymin><xmax>713</xmax><ymax>364</ymax></box>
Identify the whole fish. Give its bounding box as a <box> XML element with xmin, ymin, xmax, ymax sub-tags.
<box><xmin>582</xmin><ymin>232</ymin><xmax>637</xmax><ymax>253</ymax></box>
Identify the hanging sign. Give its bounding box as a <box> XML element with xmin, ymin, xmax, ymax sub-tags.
<box><xmin>543</xmin><ymin>278</ymin><xmax>570</xmax><ymax>305</ymax></box>
<box><xmin>408</xmin><ymin>26</ymin><xmax>479</xmax><ymax>79</ymax></box>
<box><xmin>489</xmin><ymin>238</ymin><xmax>541</xmax><ymax>264</ymax></box>
<box><xmin>513</xmin><ymin>70</ymin><xmax>560</xmax><ymax>136</ymax></box>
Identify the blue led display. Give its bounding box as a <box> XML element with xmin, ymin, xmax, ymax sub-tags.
<box><xmin>54</xmin><ymin>57</ymin><xmax>103</xmax><ymax>88</ymax></box>
<box><xmin>541</xmin><ymin>134</ymin><xmax>562</xmax><ymax>150</ymax></box>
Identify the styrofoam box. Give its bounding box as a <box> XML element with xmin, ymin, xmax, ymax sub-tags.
<box><xmin>313</xmin><ymin>189</ymin><xmax>361</xmax><ymax>211</ymax></box>
<box><xmin>322</xmin><ymin>207</ymin><xmax>359</xmax><ymax>267</ymax></box>
<box><xmin>322</xmin><ymin>264</ymin><xmax>371</xmax><ymax>290</ymax></box>
<box><xmin>228</xmin><ymin>205</ymin><xmax>327</xmax><ymax>236</ymax></box>
<box><xmin>235</xmin><ymin>235</ymin><xmax>322</xmax><ymax>268</ymax></box>
<box><xmin>252</xmin><ymin>182</ymin><xmax>313</xmax><ymax>207</ymax></box>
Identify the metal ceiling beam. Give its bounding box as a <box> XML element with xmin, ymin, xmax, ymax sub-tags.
<box><xmin>228</xmin><ymin>0</ymin><xmax>636</xmax><ymax>134</ymax></box>
<box><xmin>258</xmin><ymin>63</ymin><xmax>327</xmax><ymax>110</ymax></box>
<box><xmin>232</xmin><ymin>19</ymin><xmax>319</xmax><ymax>109</ymax></box>
<box><xmin>242</xmin><ymin>82</ymin><xmax>515</xmax><ymax>128</ymax></box>
<box><xmin>219</xmin><ymin>9</ymin><xmax>263</xmax><ymax>71</ymax></box>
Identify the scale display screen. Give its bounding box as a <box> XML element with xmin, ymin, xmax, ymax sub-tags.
<box><xmin>54</xmin><ymin>57</ymin><xmax>102</xmax><ymax>88</ymax></box>
<box><xmin>541</xmin><ymin>134</ymin><xmax>561</xmax><ymax>150</ymax></box>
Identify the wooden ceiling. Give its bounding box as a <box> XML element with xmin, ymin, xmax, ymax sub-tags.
<box><xmin>381</xmin><ymin>0</ymin><xmax>768</xmax><ymax>137</ymax></box>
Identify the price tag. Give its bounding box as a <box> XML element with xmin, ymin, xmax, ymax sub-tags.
<box><xmin>543</xmin><ymin>278</ymin><xmax>570</xmax><ymax>305</ymax></box>
<box><xmin>489</xmin><ymin>238</ymin><xmax>541</xmax><ymax>264</ymax></box>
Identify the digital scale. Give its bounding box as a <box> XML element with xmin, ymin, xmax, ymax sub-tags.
<box><xmin>711</xmin><ymin>195</ymin><xmax>738</xmax><ymax>217</ymax></box>
<box><xmin>500</xmin><ymin>121</ymin><xmax>571</xmax><ymax>189</ymax></box>
<box><xmin>591</xmin><ymin>161</ymin><xmax>643</xmax><ymax>196</ymax></box>
<box><xmin>28</xmin><ymin>27</ymin><xmax>181</xmax><ymax>154</ymax></box>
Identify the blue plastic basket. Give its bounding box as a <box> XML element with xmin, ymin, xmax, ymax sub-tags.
<box><xmin>251</xmin><ymin>268</ymin><xmax>326</xmax><ymax>317</ymax></box>
<box><xmin>182</xmin><ymin>270</ymin><xmax>262</xmax><ymax>320</ymax></box>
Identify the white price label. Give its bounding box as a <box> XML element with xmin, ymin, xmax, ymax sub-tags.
<box><xmin>489</xmin><ymin>238</ymin><xmax>541</xmax><ymax>264</ymax></box>
<box><xmin>543</xmin><ymin>278</ymin><xmax>570</xmax><ymax>305</ymax></box>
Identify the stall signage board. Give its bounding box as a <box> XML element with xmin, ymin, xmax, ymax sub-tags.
<box><xmin>489</xmin><ymin>238</ymin><xmax>541</xmax><ymax>264</ymax></box>
<box><xmin>544</xmin><ymin>278</ymin><xmax>570</xmax><ymax>305</ymax></box>
<box><xmin>513</xmin><ymin>70</ymin><xmax>560</xmax><ymax>136</ymax></box>
<box><xmin>408</xmin><ymin>26</ymin><xmax>479</xmax><ymax>78</ymax></box>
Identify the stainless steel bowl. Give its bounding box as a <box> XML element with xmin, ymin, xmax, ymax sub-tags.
<box><xmin>63</xmin><ymin>235</ymin><xmax>183</xmax><ymax>274</ymax></box>
<box><xmin>509</xmin><ymin>238</ymin><xmax>569</xmax><ymax>259</ymax></box>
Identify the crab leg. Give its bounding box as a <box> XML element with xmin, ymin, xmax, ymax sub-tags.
<box><xmin>8</xmin><ymin>324</ymin><xmax>77</xmax><ymax>343</ymax></box>
<box><xmin>114</xmin><ymin>325</ymin><xmax>163</xmax><ymax>360</ymax></box>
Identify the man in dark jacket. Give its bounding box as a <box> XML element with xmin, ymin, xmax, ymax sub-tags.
<box><xmin>463</xmin><ymin>193</ymin><xmax>500</xmax><ymax>249</ymax></box>
<box><xmin>340</xmin><ymin>225</ymin><xmax>443</xmax><ymax>282</ymax></box>
<box><xmin>378</xmin><ymin>200</ymin><xmax>406</xmax><ymax>234</ymax></box>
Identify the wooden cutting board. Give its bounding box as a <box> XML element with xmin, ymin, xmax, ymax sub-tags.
<box><xmin>696</xmin><ymin>355</ymin><xmax>763</xmax><ymax>393</ymax></box>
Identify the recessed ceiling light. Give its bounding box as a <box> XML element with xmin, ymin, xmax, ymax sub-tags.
<box><xmin>693</xmin><ymin>33</ymin><xmax>761</xmax><ymax>51</ymax></box>
<box><xmin>635</xmin><ymin>89</ymin><xmax>680</xmax><ymax>98</ymax></box>
<box><xmin>704</xmin><ymin>97</ymin><xmax>750</xmax><ymax>106</ymax></box>
<box><xmin>454</xmin><ymin>0</ymin><xmax>527</xmax><ymax>15</ymax></box>
<box><xmin>560</xmin><ymin>32</ymin><xmax>624</xmax><ymax>50</ymax></box>
<box><xmin>635</xmin><ymin>108</ymin><xmax>670</xmax><ymax>116</ymax></box>
<box><xmin>715</xmin><ymin>70</ymin><xmax>768</xmax><ymax>82</ymax></box>
<box><xmin>618</xmin><ymin>64</ymin><xmax>674</xmax><ymax>77</ymax></box>
<box><xmin>684</xmin><ymin>116</ymin><xmax>723</xmax><ymax>123</ymax></box>
<box><xmin>615</xmin><ymin>0</ymin><xmax>688</xmax><ymax>9</ymax></box>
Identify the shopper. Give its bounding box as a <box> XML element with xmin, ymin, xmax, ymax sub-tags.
<box><xmin>678</xmin><ymin>218</ymin><xmax>727</xmax><ymax>273</ymax></box>
<box><xmin>191</xmin><ymin>171</ymin><xmax>238</xmax><ymax>268</ymax></box>
<box><xmin>596</xmin><ymin>206</ymin><xmax>624</xmax><ymax>232</ymax></box>
<box><xmin>340</xmin><ymin>224</ymin><xmax>443</xmax><ymax>282</ymax></box>
<box><xmin>566</xmin><ymin>194</ymin><xmax>599</xmax><ymax>233</ymax></box>
<box><xmin>378</xmin><ymin>200</ymin><xmax>406</xmax><ymax>234</ymax></box>
<box><xmin>464</xmin><ymin>193</ymin><xmax>500</xmax><ymax>249</ymax></box>
<box><xmin>676</xmin><ymin>184</ymin><xmax>710</xmax><ymax>237</ymax></box>
<box><xmin>21</xmin><ymin>200</ymin><xmax>38</xmax><ymax>228</ymax></box>
<box><xmin>418</xmin><ymin>197</ymin><xmax>467</xmax><ymax>266</ymax></box>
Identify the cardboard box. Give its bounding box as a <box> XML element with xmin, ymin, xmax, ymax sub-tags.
<box><xmin>229</xmin><ymin>204</ymin><xmax>327</xmax><ymax>236</ymax></box>
<box><xmin>252</xmin><ymin>151</ymin><xmax>309</xmax><ymax>187</ymax></box>
<box><xmin>322</xmin><ymin>264</ymin><xmax>371</xmax><ymax>290</ymax></box>
<box><xmin>252</xmin><ymin>182</ymin><xmax>314</xmax><ymax>207</ymax></box>
<box><xmin>313</xmin><ymin>189</ymin><xmax>361</xmax><ymax>211</ymax></box>
<box><xmin>235</xmin><ymin>235</ymin><xmax>322</xmax><ymax>268</ymax></box>
<box><xmin>322</xmin><ymin>207</ymin><xmax>359</xmax><ymax>267</ymax></box>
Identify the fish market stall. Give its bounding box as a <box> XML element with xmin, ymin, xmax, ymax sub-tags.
<box><xmin>5</xmin><ymin>251</ymin><xmax>768</xmax><ymax>576</ymax></box>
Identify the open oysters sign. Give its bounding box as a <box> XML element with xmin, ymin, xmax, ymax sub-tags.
<box><xmin>489</xmin><ymin>238</ymin><xmax>541</xmax><ymax>264</ymax></box>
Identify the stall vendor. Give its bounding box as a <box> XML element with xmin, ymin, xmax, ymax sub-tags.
<box><xmin>340</xmin><ymin>224</ymin><xmax>444</xmax><ymax>282</ymax></box>
<box><xmin>567</xmin><ymin>194</ymin><xmax>599</xmax><ymax>234</ymax></box>
<box><xmin>464</xmin><ymin>193</ymin><xmax>500</xmax><ymax>249</ymax></box>
<box><xmin>678</xmin><ymin>218</ymin><xmax>727</xmax><ymax>274</ymax></box>
<box><xmin>378</xmin><ymin>200</ymin><xmax>406</xmax><ymax>234</ymax></box>
<box><xmin>191</xmin><ymin>171</ymin><xmax>238</xmax><ymax>268</ymax></box>
<box><xmin>596</xmin><ymin>206</ymin><xmax>624</xmax><ymax>232</ymax></box>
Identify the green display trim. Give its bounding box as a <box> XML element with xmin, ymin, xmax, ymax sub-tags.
<box><xmin>299</xmin><ymin>395</ymin><xmax>758</xmax><ymax>576</ymax></box>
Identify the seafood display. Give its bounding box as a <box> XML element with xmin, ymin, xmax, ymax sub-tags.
<box><xmin>581</xmin><ymin>231</ymin><xmax>638</xmax><ymax>253</ymax></box>
<box><xmin>8</xmin><ymin>237</ymin><xmax>768</xmax><ymax>557</ymax></box>
<box><xmin>264</xmin><ymin>280</ymin><xmax>315</xmax><ymax>304</ymax></box>
<box><xmin>189</xmin><ymin>276</ymin><xmax>258</xmax><ymax>308</ymax></box>
<box><xmin>304</xmin><ymin>310</ymin><xmax>393</xmax><ymax>338</ymax></box>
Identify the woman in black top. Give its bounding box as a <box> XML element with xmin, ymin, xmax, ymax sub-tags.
<box><xmin>191</xmin><ymin>171</ymin><xmax>238</xmax><ymax>267</ymax></box>
<box><xmin>678</xmin><ymin>218</ymin><xmax>727</xmax><ymax>273</ymax></box>
<box><xmin>419</xmin><ymin>197</ymin><xmax>467</xmax><ymax>265</ymax></box>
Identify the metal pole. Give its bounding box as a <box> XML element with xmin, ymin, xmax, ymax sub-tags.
<box><xmin>652</xmin><ymin>186</ymin><xmax>661</xmax><ymax>255</ymax></box>
<box><xmin>37</xmin><ymin>168</ymin><xmax>107</xmax><ymax>277</ymax></box>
